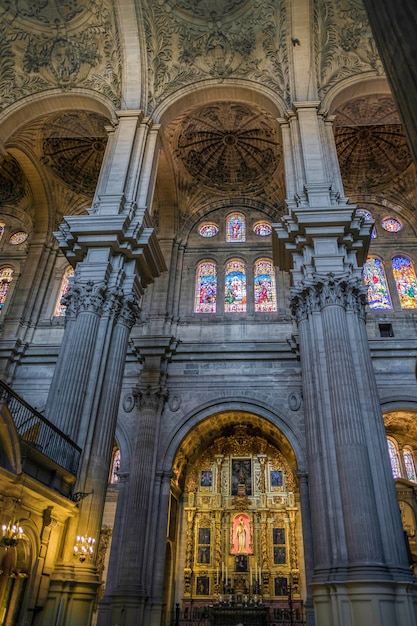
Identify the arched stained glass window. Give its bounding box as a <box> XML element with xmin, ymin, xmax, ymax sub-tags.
<box><xmin>195</xmin><ymin>261</ymin><xmax>217</xmax><ymax>313</ymax></box>
<box><xmin>0</xmin><ymin>222</ymin><xmax>5</xmax><ymax>242</ymax></box>
<box><xmin>403</xmin><ymin>447</ymin><xmax>416</xmax><ymax>482</ymax></box>
<box><xmin>0</xmin><ymin>266</ymin><xmax>13</xmax><ymax>310</ymax></box>
<box><xmin>392</xmin><ymin>255</ymin><xmax>417</xmax><ymax>309</ymax></box>
<box><xmin>362</xmin><ymin>257</ymin><xmax>392</xmax><ymax>309</ymax></box>
<box><xmin>54</xmin><ymin>266</ymin><xmax>75</xmax><ymax>316</ymax></box>
<box><xmin>387</xmin><ymin>439</ymin><xmax>401</xmax><ymax>479</ymax></box>
<box><xmin>254</xmin><ymin>258</ymin><xmax>277</xmax><ymax>312</ymax></box>
<box><xmin>226</xmin><ymin>213</ymin><xmax>245</xmax><ymax>242</ymax></box>
<box><xmin>356</xmin><ymin>209</ymin><xmax>377</xmax><ymax>238</ymax></box>
<box><xmin>225</xmin><ymin>259</ymin><xmax>246</xmax><ymax>312</ymax></box>
<box><xmin>381</xmin><ymin>217</ymin><xmax>402</xmax><ymax>233</ymax></box>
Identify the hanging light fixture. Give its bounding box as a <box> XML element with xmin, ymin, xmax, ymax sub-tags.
<box><xmin>73</xmin><ymin>535</ymin><xmax>96</xmax><ymax>562</ymax></box>
<box><xmin>1</xmin><ymin>520</ymin><xmax>24</xmax><ymax>548</ymax></box>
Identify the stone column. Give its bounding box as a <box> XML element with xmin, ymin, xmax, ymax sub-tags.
<box><xmin>41</xmin><ymin>111</ymin><xmax>166</xmax><ymax>626</ymax></box>
<box><xmin>98</xmin><ymin>385</ymin><xmax>167</xmax><ymax>626</ymax></box>
<box><xmin>274</xmin><ymin>103</ymin><xmax>417</xmax><ymax>626</ymax></box>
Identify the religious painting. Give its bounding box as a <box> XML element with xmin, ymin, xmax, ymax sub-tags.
<box><xmin>231</xmin><ymin>459</ymin><xmax>252</xmax><ymax>496</ymax></box>
<box><xmin>201</xmin><ymin>470</ymin><xmax>213</xmax><ymax>487</ymax></box>
<box><xmin>198</xmin><ymin>528</ymin><xmax>210</xmax><ymax>544</ymax></box>
<box><xmin>270</xmin><ymin>470</ymin><xmax>283</xmax><ymax>488</ymax></box>
<box><xmin>198</xmin><ymin>546</ymin><xmax>211</xmax><ymax>563</ymax></box>
<box><xmin>273</xmin><ymin>528</ymin><xmax>285</xmax><ymax>545</ymax></box>
<box><xmin>273</xmin><ymin>546</ymin><xmax>286</xmax><ymax>564</ymax></box>
<box><xmin>235</xmin><ymin>554</ymin><xmax>248</xmax><ymax>572</ymax></box>
<box><xmin>275</xmin><ymin>577</ymin><xmax>288</xmax><ymax>596</ymax></box>
<box><xmin>231</xmin><ymin>513</ymin><xmax>252</xmax><ymax>555</ymax></box>
<box><xmin>196</xmin><ymin>576</ymin><xmax>209</xmax><ymax>595</ymax></box>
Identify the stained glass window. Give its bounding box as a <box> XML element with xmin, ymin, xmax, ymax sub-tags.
<box><xmin>9</xmin><ymin>231</ymin><xmax>28</xmax><ymax>245</ymax></box>
<box><xmin>226</xmin><ymin>212</ymin><xmax>245</xmax><ymax>242</ymax></box>
<box><xmin>403</xmin><ymin>447</ymin><xmax>416</xmax><ymax>482</ymax></box>
<box><xmin>0</xmin><ymin>222</ymin><xmax>5</xmax><ymax>242</ymax></box>
<box><xmin>199</xmin><ymin>223</ymin><xmax>219</xmax><ymax>238</ymax></box>
<box><xmin>381</xmin><ymin>217</ymin><xmax>402</xmax><ymax>233</ymax></box>
<box><xmin>362</xmin><ymin>257</ymin><xmax>392</xmax><ymax>309</ymax></box>
<box><xmin>110</xmin><ymin>448</ymin><xmax>120</xmax><ymax>484</ymax></box>
<box><xmin>0</xmin><ymin>267</ymin><xmax>13</xmax><ymax>310</ymax></box>
<box><xmin>54</xmin><ymin>266</ymin><xmax>75</xmax><ymax>316</ymax></box>
<box><xmin>253</xmin><ymin>221</ymin><xmax>272</xmax><ymax>236</ymax></box>
<box><xmin>356</xmin><ymin>208</ymin><xmax>377</xmax><ymax>239</ymax></box>
<box><xmin>392</xmin><ymin>255</ymin><xmax>417</xmax><ymax>309</ymax></box>
<box><xmin>387</xmin><ymin>439</ymin><xmax>401</xmax><ymax>479</ymax></box>
<box><xmin>254</xmin><ymin>258</ymin><xmax>277</xmax><ymax>312</ymax></box>
<box><xmin>225</xmin><ymin>259</ymin><xmax>246</xmax><ymax>312</ymax></box>
<box><xmin>194</xmin><ymin>261</ymin><xmax>217</xmax><ymax>313</ymax></box>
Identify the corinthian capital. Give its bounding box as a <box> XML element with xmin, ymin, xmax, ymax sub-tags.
<box><xmin>290</xmin><ymin>272</ymin><xmax>367</xmax><ymax>323</ymax></box>
<box><xmin>63</xmin><ymin>280</ymin><xmax>107</xmax><ymax>317</ymax></box>
<box><xmin>135</xmin><ymin>385</ymin><xmax>168</xmax><ymax>414</ymax></box>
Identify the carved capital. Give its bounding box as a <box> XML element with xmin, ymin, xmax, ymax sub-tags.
<box><xmin>64</xmin><ymin>280</ymin><xmax>107</xmax><ymax>317</ymax></box>
<box><xmin>117</xmin><ymin>294</ymin><xmax>141</xmax><ymax>329</ymax></box>
<box><xmin>135</xmin><ymin>385</ymin><xmax>168</xmax><ymax>414</ymax></box>
<box><xmin>290</xmin><ymin>272</ymin><xmax>367</xmax><ymax>324</ymax></box>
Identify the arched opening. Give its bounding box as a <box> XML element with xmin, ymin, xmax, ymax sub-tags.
<box><xmin>165</xmin><ymin>412</ymin><xmax>306</xmax><ymax>625</ymax></box>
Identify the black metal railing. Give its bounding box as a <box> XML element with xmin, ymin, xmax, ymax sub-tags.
<box><xmin>0</xmin><ymin>380</ymin><xmax>81</xmax><ymax>476</ymax></box>
<box><xmin>171</xmin><ymin>604</ymin><xmax>307</xmax><ymax>626</ymax></box>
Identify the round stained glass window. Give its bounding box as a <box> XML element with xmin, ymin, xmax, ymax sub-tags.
<box><xmin>9</xmin><ymin>231</ymin><xmax>28</xmax><ymax>245</ymax></box>
<box><xmin>253</xmin><ymin>221</ymin><xmax>272</xmax><ymax>236</ymax></box>
<box><xmin>199</xmin><ymin>223</ymin><xmax>219</xmax><ymax>238</ymax></box>
<box><xmin>381</xmin><ymin>217</ymin><xmax>402</xmax><ymax>232</ymax></box>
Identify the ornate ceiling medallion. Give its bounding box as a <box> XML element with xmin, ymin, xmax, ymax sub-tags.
<box><xmin>176</xmin><ymin>103</ymin><xmax>280</xmax><ymax>191</ymax></box>
<box><xmin>42</xmin><ymin>111</ymin><xmax>108</xmax><ymax>196</ymax></box>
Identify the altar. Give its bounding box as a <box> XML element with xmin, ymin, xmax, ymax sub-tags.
<box><xmin>209</xmin><ymin>605</ymin><xmax>268</xmax><ymax>625</ymax></box>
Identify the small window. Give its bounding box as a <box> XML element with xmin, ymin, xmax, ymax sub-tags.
<box><xmin>110</xmin><ymin>448</ymin><xmax>120</xmax><ymax>484</ymax></box>
<box><xmin>253</xmin><ymin>221</ymin><xmax>272</xmax><ymax>236</ymax></box>
<box><xmin>199</xmin><ymin>223</ymin><xmax>219</xmax><ymax>238</ymax></box>
<box><xmin>381</xmin><ymin>217</ymin><xmax>402</xmax><ymax>233</ymax></box>
<box><xmin>379</xmin><ymin>323</ymin><xmax>393</xmax><ymax>338</ymax></box>
<box><xmin>356</xmin><ymin>209</ymin><xmax>377</xmax><ymax>238</ymax></box>
<box><xmin>0</xmin><ymin>222</ymin><xmax>5</xmax><ymax>242</ymax></box>
<box><xmin>362</xmin><ymin>257</ymin><xmax>392</xmax><ymax>309</ymax></box>
<box><xmin>9</xmin><ymin>231</ymin><xmax>28</xmax><ymax>245</ymax></box>
<box><xmin>54</xmin><ymin>266</ymin><xmax>75</xmax><ymax>316</ymax></box>
<box><xmin>0</xmin><ymin>267</ymin><xmax>14</xmax><ymax>310</ymax></box>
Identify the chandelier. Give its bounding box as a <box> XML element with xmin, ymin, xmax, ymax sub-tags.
<box><xmin>1</xmin><ymin>520</ymin><xmax>24</xmax><ymax>548</ymax></box>
<box><xmin>73</xmin><ymin>535</ymin><xmax>96</xmax><ymax>562</ymax></box>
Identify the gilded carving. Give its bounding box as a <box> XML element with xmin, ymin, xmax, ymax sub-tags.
<box><xmin>0</xmin><ymin>0</ymin><xmax>122</xmax><ymax>111</ymax></box>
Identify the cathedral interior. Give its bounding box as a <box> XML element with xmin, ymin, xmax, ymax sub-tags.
<box><xmin>0</xmin><ymin>1</ymin><xmax>417</xmax><ymax>626</ymax></box>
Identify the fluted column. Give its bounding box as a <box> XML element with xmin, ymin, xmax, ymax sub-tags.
<box><xmin>97</xmin><ymin>386</ymin><xmax>167</xmax><ymax>625</ymax></box>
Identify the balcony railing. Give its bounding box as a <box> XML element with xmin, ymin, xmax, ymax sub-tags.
<box><xmin>0</xmin><ymin>380</ymin><xmax>81</xmax><ymax>476</ymax></box>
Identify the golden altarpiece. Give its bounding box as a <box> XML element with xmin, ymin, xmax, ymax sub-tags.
<box><xmin>171</xmin><ymin>425</ymin><xmax>304</xmax><ymax>622</ymax></box>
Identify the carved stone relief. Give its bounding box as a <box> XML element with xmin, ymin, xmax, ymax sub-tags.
<box><xmin>143</xmin><ymin>0</ymin><xmax>289</xmax><ymax>111</ymax></box>
<box><xmin>314</xmin><ymin>0</ymin><xmax>383</xmax><ymax>98</ymax></box>
<box><xmin>0</xmin><ymin>0</ymin><xmax>122</xmax><ymax>111</ymax></box>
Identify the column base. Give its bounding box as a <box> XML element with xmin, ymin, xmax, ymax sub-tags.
<box><xmin>38</xmin><ymin>563</ymin><xmax>101</xmax><ymax>626</ymax></box>
<box><xmin>97</xmin><ymin>586</ymin><xmax>147</xmax><ymax>626</ymax></box>
<box><xmin>312</xmin><ymin>579</ymin><xmax>417</xmax><ymax>626</ymax></box>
